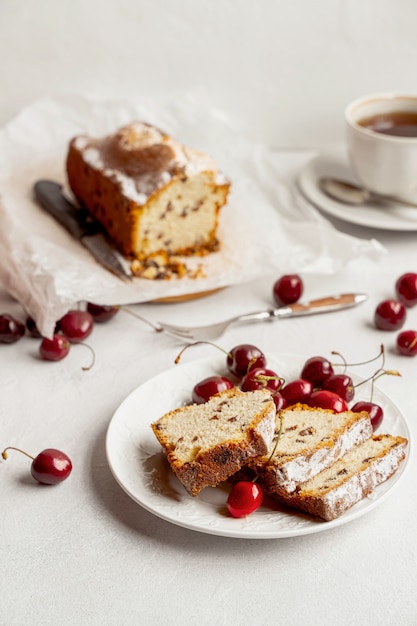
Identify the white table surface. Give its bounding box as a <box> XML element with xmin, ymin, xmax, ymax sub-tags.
<box><xmin>1</xmin><ymin>150</ymin><xmax>416</xmax><ymax>626</ymax></box>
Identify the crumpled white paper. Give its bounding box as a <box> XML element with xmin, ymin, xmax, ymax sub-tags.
<box><xmin>0</xmin><ymin>94</ymin><xmax>384</xmax><ymax>337</ymax></box>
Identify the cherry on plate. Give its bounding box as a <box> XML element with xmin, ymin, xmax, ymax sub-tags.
<box><xmin>227</xmin><ymin>481</ymin><xmax>264</xmax><ymax>518</ymax></box>
<box><xmin>192</xmin><ymin>376</ymin><xmax>234</xmax><ymax>404</ymax></box>
<box><xmin>58</xmin><ymin>310</ymin><xmax>94</xmax><ymax>343</ymax></box>
<box><xmin>280</xmin><ymin>379</ymin><xmax>313</xmax><ymax>406</ymax></box>
<box><xmin>396</xmin><ymin>330</ymin><xmax>417</xmax><ymax>356</ymax></box>
<box><xmin>308</xmin><ymin>389</ymin><xmax>348</xmax><ymax>413</ymax></box>
<box><xmin>300</xmin><ymin>356</ymin><xmax>334</xmax><ymax>387</ymax></box>
<box><xmin>351</xmin><ymin>400</ymin><xmax>383</xmax><ymax>431</ymax></box>
<box><xmin>374</xmin><ymin>299</ymin><xmax>406</xmax><ymax>331</ymax></box>
<box><xmin>323</xmin><ymin>374</ymin><xmax>355</xmax><ymax>403</ymax></box>
<box><xmin>2</xmin><ymin>446</ymin><xmax>72</xmax><ymax>485</ymax></box>
<box><xmin>240</xmin><ymin>367</ymin><xmax>283</xmax><ymax>393</ymax></box>
<box><xmin>227</xmin><ymin>344</ymin><xmax>267</xmax><ymax>378</ymax></box>
<box><xmin>272</xmin><ymin>391</ymin><xmax>287</xmax><ymax>411</ymax></box>
<box><xmin>395</xmin><ymin>272</ymin><xmax>417</xmax><ymax>307</ymax></box>
<box><xmin>273</xmin><ymin>274</ymin><xmax>303</xmax><ymax>306</ymax></box>
<box><xmin>0</xmin><ymin>314</ymin><xmax>25</xmax><ymax>344</ymax></box>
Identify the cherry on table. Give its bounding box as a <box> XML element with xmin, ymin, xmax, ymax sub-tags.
<box><xmin>396</xmin><ymin>330</ymin><xmax>417</xmax><ymax>356</ymax></box>
<box><xmin>227</xmin><ymin>481</ymin><xmax>264</xmax><ymax>518</ymax></box>
<box><xmin>1</xmin><ymin>446</ymin><xmax>72</xmax><ymax>484</ymax></box>
<box><xmin>39</xmin><ymin>334</ymin><xmax>70</xmax><ymax>362</ymax></box>
<box><xmin>0</xmin><ymin>314</ymin><xmax>25</xmax><ymax>343</ymax></box>
<box><xmin>58</xmin><ymin>310</ymin><xmax>94</xmax><ymax>343</ymax></box>
<box><xmin>300</xmin><ymin>356</ymin><xmax>334</xmax><ymax>387</ymax></box>
<box><xmin>272</xmin><ymin>274</ymin><xmax>303</xmax><ymax>306</ymax></box>
<box><xmin>192</xmin><ymin>376</ymin><xmax>234</xmax><ymax>404</ymax></box>
<box><xmin>374</xmin><ymin>299</ymin><xmax>406</xmax><ymax>331</ymax></box>
<box><xmin>351</xmin><ymin>400</ymin><xmax>384</xmax><ymax>431</ymax></box>
<box><xmin>86</xmin><ymin>303</ymin><xmax>120</xmax><ymax>323</ymax></box>
<box><xmin>395</xmin><ymin>272</ymin><xmax>417</xmax><ymax>307</ymax></box>
<box><xmin>308</xmin><ymin>389</ymin><xmax>348</xmax><ymax>413</ymax></box>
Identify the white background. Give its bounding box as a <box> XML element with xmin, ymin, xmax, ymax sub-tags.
<box><xmin>2</xmin><ymin>2</ymin><xmax>417</xmax><ymax>626</ymax></box>
<box><xmin>2</xmin><ymin>0</ymin><xmax>417</xmax><ymax>148</ymax></box>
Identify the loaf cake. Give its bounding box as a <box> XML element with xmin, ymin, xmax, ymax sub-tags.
<box><xmin>246</xmin><ymin>404</ymin><xmax>373</xmax><ymax>494</ymax></box>
<box><xmin>151</xmin><ymin>387</ymin><xmax>275</xmax><ymax>496</ymax></box>
<box><xmin>66</xmin><ymin>121</ymin><xmax>230</xmax><ymax>271</ymax></box>
<box><xmin>273</xmin><ymin>434</ymin><xmax>408</xmax><ymax>521</ymax></box>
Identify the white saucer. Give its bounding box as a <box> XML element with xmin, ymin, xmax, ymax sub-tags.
<box><xmin>297</xmin><ymin>148</ymin><xmax>417</xmax><ymax>231</ymax></box>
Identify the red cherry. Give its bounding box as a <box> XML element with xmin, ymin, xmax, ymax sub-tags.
<box><xmin>374</xmin><ymin>299</ymin><xmax>406</xmax><ymax>331</ymax></box>
<box><xmin>273</xmin><ymin>274</ymin><xmax>303</xmax><ymax>306</ymax></box>
<box><xmin>86</xmin><ymin>303</ymin><xmax>120</xmax><ymax>323</ymax></box>
<box><xmin>58</xmin><ymin>310</ymin><xmax>94</xmax><ymax>343</ymax></box>
<box><xmin>301</xmin><ymin>356</ymin><xmax>334</xmax><ymax>387</ymax></box>
<box><xmin>0</xmin><ymin>314</ymin><xmax>25</xmax><ymax>343</ymax></box>
<box><xmin>396</xmin><ymin>330</ymin><xmax>417</xmax><ymax>356</ymax></box>
<box><xmin>240</xmin><ymin>367</ymin><xmax>283</xmax><ymax>393</ymax></box>
<box><xmin>39</xmin><ymin>334</ymin><xmax>70</xmax><ymax>361</ymax></box>
<box><xmin>351</xmin><ymin>401</ymin><xmax>383</xmax><ymax>431</ymax></box>
<box><xmin>2</xmin><ymin>446</ymin><xmax>72</xmax><ymax>484</ymax></box>
<box><xmin>323</xmin><ymin>374</ymin><xmax>355</xmax><ymax>402</ymax></box>
<box><xmin>227</xmin><ymin>344</ymin><xmax>267</xmax><ymax>378</ymax></box>
<box><xmin>308</xmin><ymin>389</ymin><xmax>348</xmax><ymax>413</ymax></box>
<box><xmin>227</xmin><ymin>481</ymin><xmax>264</xmax><ymax>518</ymax></box>
<box><xmin>280</xmin><ymin>379</ymin><xmax>313</xmax><ymax>405</ymax></box>
<box><xmin>395</xmin><ymin>272</ymin><xmax>417</xmax><ymax>307</ymax></box>
<box><xmin>272</xmin><ymin>391</ymin><xmax>287</xmax><ymax>411</ymax></box>
<box><xmin>192</xmin><ymin>376</ymin><xmax>234</xmax><ymax>404</ymax></box>
<box><xmin>25</xmin><ymin>316</ymin><xmax>43</xmax><ymax>338</ymax></box>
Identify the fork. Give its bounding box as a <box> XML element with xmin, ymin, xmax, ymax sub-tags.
<box><xmin>158</xmin><ymin>309</ymin><xmax>275</xmax><ymax>342</ymax></box>
<box><xmin>157</xmin><ymin>293</ymin><xmax>368</xmax><ymax>342</ymax></box>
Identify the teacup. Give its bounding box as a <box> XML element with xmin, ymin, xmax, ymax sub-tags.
<box><xmin>345</xmin><ymin>93</ymin><xmax>417</xmax><ymax>203</ymax></box>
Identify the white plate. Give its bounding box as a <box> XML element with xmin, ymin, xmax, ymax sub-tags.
<box><xmin>297</xmin><ymin>148</ymin><xmax>417</xmax><ymax>231</ymax></box>
<box><xmin>106</xmin><ymin>353</ymin><xmax>412</xmax><ymax>539</ymax></box>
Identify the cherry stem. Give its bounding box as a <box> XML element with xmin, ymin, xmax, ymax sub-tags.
<box><xmin>255</xmin><ymin>374</ymin><xmax>285</xmax><ymax>384</ymax></box>
<box><xmin>1</xmin><ymin>446</ymin><xmax>34</xmax><ymax>461</ymax></box>
<box><xmin>81</xmin><ymin>343</ymin><xmax>96</xmax><ymax>372</ymax></box>
<box><xmin>174</xmin><ymin>341</ymin><xmax>230</xmax><ymax>365</ymax></box>
<box><xmin>354</xmin><ymin>367</ymin><xmax>401</xmax><ymax>402</ymax></box>
<box><xmin>120</xmin><ymin>306</ymin><xmax>162</xmax><ymax>332</ymax></box>
<box><xmin>331</xmin><ymin>344</ymin><xmax>385</xmax><ymax>370</ymax></box>
<box><xmin>266</xmin><ymin>413</ymin><xmax>285</xmax><ymax>465</ymax></box>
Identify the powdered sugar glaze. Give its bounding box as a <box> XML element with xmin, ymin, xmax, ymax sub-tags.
<box><xmin>73</xmin><ymin>121</ymin><xmax>229</xmax><ymax>206</ymax></box>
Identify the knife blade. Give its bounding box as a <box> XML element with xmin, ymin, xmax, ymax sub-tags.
<box><xmin>33</xmin><ymin>180</ymin><xmax>132</xmax><ymax>281</ymax></box>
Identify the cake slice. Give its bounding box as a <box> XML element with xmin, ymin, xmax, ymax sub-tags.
<box><xmin>273</xmin><ymin>434</ymin><xmax>408</xmax><ymax>521</ymax></box>
<box><xmin>247</xmin><ymin>404</ymin><xmax>373</xmax><ymax>494</ymax></box>
<box><xmin>66</xmin><ymin>121</ymin><xmax>230</xmax><ymax>266</ymax></box>
<box><xmin>151</xmin><ymin>387</ymin><xmax>275</xmax><ymax>496</ymax></box>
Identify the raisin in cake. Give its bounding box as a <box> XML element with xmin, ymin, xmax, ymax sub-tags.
<box><xmin>274</xmin><ymin>434</ymin><xmax>408</xmax><ymax>521</ymax></box>
<box><xmin>151</xmin><ymin>387</ymin><xmax>275</xmax><ymax>497</ymax></box>
<box><xmin>66</xmin><ymin>122</ymin><xmax>230</xmax><ymax>265</ymax></box>
<box><xmin>247</xmin><ymin>404</ymin><xmax>373</xmax><ymax>494</ymax></box>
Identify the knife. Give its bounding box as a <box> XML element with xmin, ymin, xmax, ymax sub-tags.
<box><xmin>158</xmin><ymin>293</ymin><xmax>368</xmax><ymax>341</ymax></box>
<box><xmin>33</xmin><ymin>180</ymin><xmax>132</xmax><ymax>281</ymax></box>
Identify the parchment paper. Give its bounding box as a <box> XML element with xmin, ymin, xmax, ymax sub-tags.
<box><xmin>0</xmin><ymin>94</ymin><xmax>384</xmax><ymax>337</ymax></box>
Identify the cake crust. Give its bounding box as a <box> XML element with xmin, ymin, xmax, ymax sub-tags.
<box><xmin>151</xmin><ymin>387</ymin><xmax>275</xmax><ymax>497</ymax></box>
<box><xmin>274</xmin><ymin>434</ymin><xmax>408</xmax><ymax>520</ymax></box>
